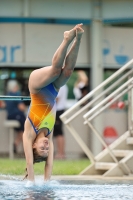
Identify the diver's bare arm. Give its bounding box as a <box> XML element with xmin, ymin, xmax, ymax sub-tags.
<box><xmin>44</xmin><ymin>132</ymin><xmax>54</xmax><ymax>181</ymax></box>
<box><xmin>23</xmin><ymin>133</ymin><xmax>35</xmax><ymax>182</ymax></box>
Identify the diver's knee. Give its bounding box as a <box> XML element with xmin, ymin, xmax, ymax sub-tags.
<box><xmin>63</xmin><ymin>68</ymin><xmax>73</xmax><ymax>78</ymax></box>
<box><xmin>52</xmin><ymin>67</ymin><xmax>62</xmax><ymax>79</ymax></box>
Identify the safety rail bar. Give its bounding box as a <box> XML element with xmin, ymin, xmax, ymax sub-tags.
<box><xmin>86</xmin><ymin>84</ymin><xmax>133</xmax><ymax>122</ymax></box>
<box><xmin>60</xmin><ymin>59</ymin><xmax>133</xmax><ymax>123</ymax></box>
<box><xmin>62</xmin><ymin>68</ymin><xmax>133</xmax><ymax>125</ymax></box>
<box><xmin>84</xmin><ymin>77</ymin><xmax>133</xmax><ymax>121</ymax></box>
<box><xmin>0</xmin><ymin>96</ymin><xmax>30</xmax><ymax>101</ymax></box>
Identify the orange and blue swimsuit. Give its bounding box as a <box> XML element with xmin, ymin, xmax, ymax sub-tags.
<box><xmin>28</xmin><ymin>83</ymin><xmax>58</xmax><ymax>136</ymax></box>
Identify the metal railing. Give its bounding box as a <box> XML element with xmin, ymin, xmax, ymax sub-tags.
<box><xmin>0</xmin><ymin>96</ymin><xmax>30</xmax><ymax>101</ymax></box>
<box><xmin>60</xmin><ymin>59</ymin><xmax>133</xmax><ymax>165</ymax></box>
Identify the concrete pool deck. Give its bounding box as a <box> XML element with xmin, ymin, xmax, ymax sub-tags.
<box><xmin>1</xmin><ymin>175</ymin><xmax>133</xmax><ymax>181</ymax></box>
<box><xmin>52</xmin><ymin>175</ymin><xmax>133</xmax><ymax>181</ymax></box>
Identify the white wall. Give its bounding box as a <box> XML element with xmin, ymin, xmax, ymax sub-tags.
<box><xmin>0</xmin><ymin>24</ymin><xmax>23</xmax><ymax>63</ymax></box>
<box><xmin>25</xmin><ymin>24</ymin><xmax>89</xmax><ymax>65</ymax></box>
<box><xmin>0</xmin><ymin>24</ymin><xmax>133</xmax><ymax>67</ymax></box>
<box><xmin>103</xmin><ymin>27</ymin><xmax>133</xmax><ymax>66</ymax></box>
<box><xmin>0</xmin><ymin>24</ymin><xmax>90</xmax><ymax>66</ymax></box>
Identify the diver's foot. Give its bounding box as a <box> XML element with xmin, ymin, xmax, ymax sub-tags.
<box><xmin>76</xmin><ymin>26</ymin><xmax>84</xmax><ymax>41</ymax></box>
<box><xmin>64</xmin><ymin>23</ymin><xmax>83</xmax><ymax>42</ymax></box>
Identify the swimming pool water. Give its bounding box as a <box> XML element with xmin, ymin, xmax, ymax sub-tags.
<box><xmin>0</xmin><ymin>179</ymin><xmax>133</xmax><ymax>200</ymax></box>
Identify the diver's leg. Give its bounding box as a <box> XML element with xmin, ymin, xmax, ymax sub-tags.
<box><xmin>53</xmin><ymin>25</ymin><xmax>84</xmax><ymax>89</ymax></box>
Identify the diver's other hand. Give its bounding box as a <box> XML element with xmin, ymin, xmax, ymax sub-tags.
<box><xmin>44</xmin><ymin>179</ymin><xmax>49</xmax><ymax>184</ymax></box>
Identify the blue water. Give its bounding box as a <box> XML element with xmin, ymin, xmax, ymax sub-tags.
<box><xmin>0</xmin><ymin>178</ymin><xmax>133</xmax><ymax>200</ymax></box>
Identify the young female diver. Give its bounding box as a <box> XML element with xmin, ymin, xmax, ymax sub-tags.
<box><xmin>23</xmin><ymin>24</ymin><xmax>84</xmax><ymax>186</ymax></box>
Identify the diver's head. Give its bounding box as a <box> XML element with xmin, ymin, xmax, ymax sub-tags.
<box><xmin>32</xmin><ymin>137</ymin><xmax>49</xmax><ymax>163</ymax></box>
<box><xmin>23</xmin><ymin>137</ymin><xmax>49</xmax><ymax>180</ymax></box>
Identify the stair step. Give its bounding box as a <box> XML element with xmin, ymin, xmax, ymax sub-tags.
<box><xmin>95</xmin><ymin>162</ymin><xmax>116</xmax><ymax>170</ymax></box>
<box><xmin>126</xmin><ymin>137</ymin><xmax>133</xmax><ymax>145</ymax></box>
<box><xmin>112</xmin><ymin>150</ymin><xmax>132</xmax><ymax>157</ymax></box>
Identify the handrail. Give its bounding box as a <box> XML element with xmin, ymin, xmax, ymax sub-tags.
<box><xmin>0</xmin><ymin>96</ymin><xmax>30</xmax><ymax>101</ymax></box>
<box><xmin>60</xmin><ymin>59</ymin><xmax>133</xmax><ymax>173</ymax></box>
<box><xmin>84</xmin><ymin>84</ymin><xmax>133</xmax><ymax>123</ymax></box>
<box><xmin>63</xmin><ymin>68</ymin><xmax>133</xmax><ymax>124</ymax></box>
<box><xmin>61</xmin><ymin>59</ymin><xmax>133</xmax><ymax>121</ymax></box>
<box><xmin>84</xmin><ymin>77</ymin><xmax>133</xmax><ymax>119</ymax></box>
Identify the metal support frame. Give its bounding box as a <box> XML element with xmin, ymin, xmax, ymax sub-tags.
<box><xmin>61</xmin><ymin>59</ymin><xmax>133</xmax><ymax>121</ymax></box>
<box><xmin>65</xmin><ymin>123</ymin><xmax>95</xmax><ymax>164</ymax></box>
<box><xmin>60</xmin><ymin>59</ymin><xmax>133</xmax><ymax>176</ymax></box>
